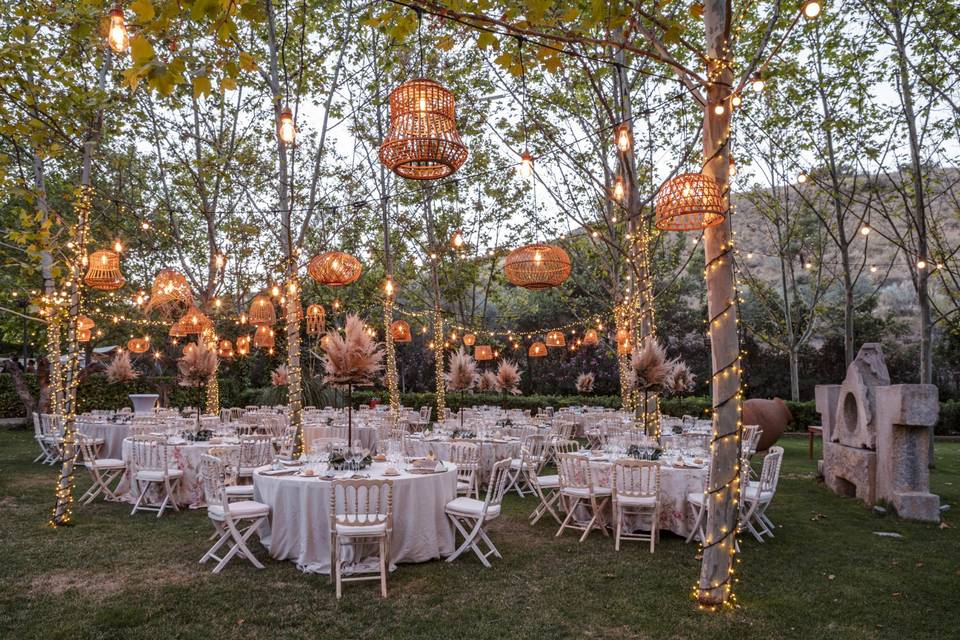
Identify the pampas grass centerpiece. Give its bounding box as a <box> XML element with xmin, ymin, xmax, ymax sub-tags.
<box><xmin>494</xmin><ymin>359</ymin><xmax>522</xmax><ymax>408</ymax></box>
<box><xmin>106</xmin><ymin>351</ymin><xmax>139</xmax><ymax>384</ymax></box>
<box><xmin>178</xmin><ymin>342</ymin><xmax>218</xmax><ymax>426</ymax></box>
<box><xmin>445</xmin><ymin>347</ymin><xmax>477</xmax><ymax>428</ymax></box>
<box><xmin>575</xmin><ymin>371</ymin><xmax>595</xmax><ymax>394</ymax></box>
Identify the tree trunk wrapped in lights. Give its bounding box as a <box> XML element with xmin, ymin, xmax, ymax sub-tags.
<box><xmin>201</xmin><ymin>326</ymin><xmax>219</xmax><ymax>416</ymax></box>
<box><xmin>285</xmin><ymin>280</ymin><xmax>305</xmax><ymax>459</ymax></box>
<box><xmin>382</xmin><ymin>297</ymin><xmax>401</xmax><ymax>423</ymax></box>
<box><xmin>433</xmin><ymin>309</ymin><xmax>445</xmax><ymax>420</ymax></box>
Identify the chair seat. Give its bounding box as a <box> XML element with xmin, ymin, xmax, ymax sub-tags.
<box><xmin>616</xmin><ymin>494</ymin><xmax>658</xmax><ymax>507</ymax></box>
<box><xmin>225</xmin><ymin>484</ymin><xmax>255</xmax><ymax>497</ymax></box>
<box><xmin>537</xmin><ymin>474</ymin><xmax>559</xmax><ymax>488</ymax></box>
<box><xmin>135</xmin><ymin>468</ymin><xmax>183</xmax><ymax>482</ymax></box>
<box><xmin>560</xmin><ymin>486</ymin><xmax>611</xmax><ymax>499</ymax></box>
<box><xmin>687</xmin><ymin>492</ymin><xmax>705</xmax><ymax>506</ymax></box>
<box><xmin>509</xmin><ymin>458</ymin><xmax>524</xmax><ymax>469</ymax></box>
<box><xmin>85</xmin><ymin>458</ymin><xmax>126</xmax><ymax>469</ymax></box>
<box><xmin>208</xmin><ymin>500</ymin><xmax>270</xmax><ymax>520</ymax></box>
<box><xmin>456</xmin><ymin>480</ymin><xmax>473</xmax><ymax>490</ymax></box>
<box><xmin>336</xmin><ymin>521</ymin><xmax>388</xmax><ymax>536</ymax></box>
<box><xmin>743</xmin><ymin>483</ymin><xmax>774</xmax><ymax>503</ymax></box>
<box><xmin>446</xmin><ymin>497</ymin><xmax>500</xmax><ymax>519</ymax></box>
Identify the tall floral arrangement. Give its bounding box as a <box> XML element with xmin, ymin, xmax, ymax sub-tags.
<box><xmin>177</xmin><ymin>343</ymin><xmax>218</xmax><ymax>426</ymax></box>
<box><xmin>320</xmin><ymin>314</ymin><xmax>384</xmax><ymax>447</ymax></box>
<box><xmin>445</xmin><ymin>347</ymin><xmax>477</xmax><ymax>428</ymax></box>
<box><xmin>575</xmin><ymin>371</ymin><xmax>595</xmax><ymax>394</ymax></box>
<box><xmin>478</xmin><ymin>370</ymin><xmax>498</xmax><ymax>393</ymax></box>
<box><xmin>665</xmin><ymin>359</ymin><xmax>696</xmax><ymax>415</ymax></box>
<box><xmin>630</xmin><ymin>338</ymin><xmax>671</xmax><ymax>434</ymax></box>
<box><xmin>271</xmin><ymin>365</ymin><xmax>290</xmax><ymax>387</ymax></box>
<box><xmin>106</xmin><ymin>351</ymin><xmax>139</xmax><ymax>384</ymax></box>
<box><xmin>494</xmin><ymin>359</ymin><xmax>522</xmax><ymax>408</ymax></box>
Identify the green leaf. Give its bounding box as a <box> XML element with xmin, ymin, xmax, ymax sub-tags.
<box><xmin>130</xmin><ymin>34</ymin><xmax>155</xmax><ymax>65</ymax></box>
<box><xmin>663</xmin><ymin>24</ymin><xmax>684</xmax><ymax>45</ymax></box>
<box><xmin>131</xmin><ymin>0</ymin><xmax>155</xmax><ymax>22</ymax></box>
<box><xmin>192</xmin><ymin>75</ymin><xmax>212</xmax><ymax>99</ymax></box>
<box><xmin>220</xmin><ymin>77</ymin><xmax>237</xmax><ymax>93</ymax></box>
<box><xmin>494</xmin><ymin>52</ymin><xmax>513</xmax><ymax>70</ymax></box>
<box><xmin>239</xmin><ymin>51</ymin><xmax>257</xmax><ymax>72</ymax></box>
<box><xmin>437</xmin><ymin>35</ymin><xmax>454</xmax><ymax>51</ymax></box>
<box><xmin>477</xmin><ymin>31</ymin><xmax>499</xmax><ymax>50</ymax></box>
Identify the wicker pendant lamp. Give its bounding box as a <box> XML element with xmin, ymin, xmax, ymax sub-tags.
<box><xmin>178</xmin><ymin>306</ymin><xmax>211</xmax><ymax>335</ymax></box>
<box><xmin>390</xmin><ymin>320</ymin><xmax>412</xmax><ymax>343</ymax></box>
<box><xmin>528</xmin><ymin>341</ymin><xmax>547</xmax><ymax>357</ymax></box>
<box><xmin>306</xmin><ymin>304</ymin><xmax>326</xmax><ymax>335</ymax></box>
<box><xmin>654</xmin><ymin>172</ymin><xmax>725</xmax><ymax>231</ymax></box>
<box><xmin>218</xmin><ymin>339</ymin><xmax>234</xmax><ymax>358</ymax></box>
<box><xmin>253</xmin><ymin>324</ymin><xmax>275</xmax><ymax>349</ymax></box>
<box><xmin>168</xmin><ymin>319</ymin><xmax>188</xmax><ymax>338</ymax></box>
<box><xmin>545</xmin><ymin>330</ymin><xmax>566</xmax><ymax>348</ymax></box>
<box><xmin>146</xmin><ymin>268</ymin><xmax>193</xmax><ymax>314</ymax></box>
<box><xmin>474</xmin><ymin>345</ymin><xmax>493</xmax><ymax>361</ymax></box>
<box><xmin>77</xmin><ymin>314</ymin><xmax>96</xmax><ymax>331</ymax></box>
<box><xmin>235</xmin><ymin>335</ymin><xmax>251</xmax><ymax>356</ymax></box>
<box><xmin>127</xmin><ymin>337</ymin><xmax>149</xmax><ymax>353</ymax></box>
<box><xmin>504</xmin><ymin>244</ymin><xmax>571</xmax><ymax>290</ymax></box>
<box><xmin>617</xmin><ymin>338</ymin><xmax>632</xmax><ymax>355</ymax></box>
<box><xmin>462</xmin><ymin>333</ymin><xmax>476</xmax><ymax>346</ymax></box>
<box><xmin>248</xmin><ymin>294</ymin><xmax>276</xmax><ymax>326</ymax></box>
<box><xmin>379</xmin><ymin>78</ymin><xmax>468</xmax><ymax>181</ymax></box>
<box><xmin>582</xmin><ymin>329</ymin><xmax>599</xmax><ymax>346</ymax></box>
<box><xmin>307</xmin><ymin>251</ymin><xmax>362</xmax><ymax>287</ymax></box>
<box><xmin>84</xmin><ymin>249</ymin><xmax>125</xmax><ymax>291</ymax></box>
<box><xmin>77</xmin><ymin>328</ymin><xmax>92</xmax><ymax>343</ymax></box>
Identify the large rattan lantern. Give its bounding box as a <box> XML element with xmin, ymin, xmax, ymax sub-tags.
<box><xmin>654</xmin><ymin>172</ymin><xmax>726</xmax><ymax>231</ymax></box>
<box><xmin>146</xmin><ymin>268</ymin><xmax>193</xmax><ymax>314</ymax></box>
<box><xmin>528</xmin><ymin>341</ymin><xmax>547</xmax><ymax>357</ymax></box>
<box><xmin>77</xmin><ymin>328</ymin><xmax>92</xmax><ymax>343</ymax></box>
<box><xmin>248</xmin><ymin>294</ymin><xmax>276</xmax><ymax>326</ymax></box>
<box><xmin>168</xmin><ymin>320</ymin><xmax>187</xmax><ymax>338</ymax></box>
<box><xmin>177</xmin><ymin>306</ymin><xmax>211</xmax><ymax>335</ymax></box>
<box><xmin>235</xmin><ymin>335</ymin><xmax>250</xmax><ymax>356</ymax></box>
<box><xmin>616</xmin><ymin>328</ymin><xmax>629</xmax><ymax>343</ymax></box>
<box><xmin>77</xmin><ymin>314</ymin><xmax>95</xmax><ymax>331</ymax></box>
<box><xmin>583</xmin><ymin>329</ymin><xmax>599</xmax><ymax>346</ymax></box>
<box><xmin>504</xmin><ymin>244</ymin><xmax>571</xmax><ymax>290</ymax></box>
<box><xmin>545</xmin><ymin>330</ymin><xmax>566</xmax><ymax>348</ymax></box>
<box><xmin>617</xmin><ymin>338</ymin><xmax>632</xmax><ymax>355</ymax></box>
<box><xmin>306</xmin><ymin>304</ymin><xmax>326</xmax><ymax>335</ymax></box>
<box><xmin>379</xmin><ymin>78</ymin><xmax>468</xmax><ymax>181</ymax></box>
<box><xmin>308</xmin><ymin>251</ymin><xmax>362</xmax><ymax>287</ymax></box>
<box><xmin>127</xmin><ymin>337</ymin><xmax>149</xmax><ymax>353</ymax></box>
<box><xmin>218</xmin><ymin>339</ymin><xmax>234</xmax><ymax>358</ymax></box>
<box><xmin>462</xmin><ymin>333</ymin><xmax>476</xmax><ymax>347</ymax></box>
<box><xmin>253</xmin><ymin>324</ymin><xmax>275</xmax><ymax>349</ymax></box>
<box><xmin>390</xmin><ymin>320</ymin><xmax>412</xmax><ymax>343</ymax></box>
<box><xmin>474</xmin><ymin>345</ymin><xmax>493</xmax><ymax>361</ymax></box>
<box><xmin>84</xmin><ymin>249</ymin><xmax>125</xmax><ymax>291</ymax></box>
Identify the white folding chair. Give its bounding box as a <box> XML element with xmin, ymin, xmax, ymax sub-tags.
<box><xmin>612</xmin><ymin>459</ymin><xmax>661</xmax><ymax>552</ymax></box>
<box><xmin>77</xmin><ymin>435</ymin><xmax>125</xmax><ymax>504</ymax></box>
<box><xmin>330</xmin><ymin>478</ymin><xmax>393</xmax><ymax>599</ymax></box>
<box><xmin>32</xmin><ymin>413</ymin><xmax>50</xmax><ymax>463</ymax></box>
<box><xmin>740</xmin><ymin>445</ymin><xmax>784</xmax><ymax>542</ymax></box>
<box><xmin>237</xmin><ymin>434</ymin><xmax>274</xmax><ymax>481</ymax></box>
<box><xmin>198</xmin><ymin>454</ymin><xmax>270</xmax><ymax>573</ymax></box>
<box><xmin>555</xmin><ymin>453</ymin><xmax>611</xmax><ymax>541</ymax></box>
<box><xmin>209</xmin><ymin>446</ymin><xmax>252</xmax><ymax>501</ymax></box>
<box><xmin>529</xmin><ymin>439</ymin><xmax>579</xmax><ymax>525</ymax></box>
<box><xmin>39</xmin><ymin>413</ymin><xmax>64</xmax><ymax>464</ymax></box>
<box><xmin>448</xmin><ymin>441</ymin><xmax>480</xmax><ymax>499</ymax></box>
<box><xmin>504</xmin><ymin>434</ymin><xmax>547</xmax><ymax>497</ymax></box>
<box><xmin>445</xmin><ymin>458</ymin><xmax>511</xmax><ymax>567</ymax></box>
<box><xmin>129</xmin><ymin>436</ymin><xmax>183</xmax><ymax>517</ymax></box>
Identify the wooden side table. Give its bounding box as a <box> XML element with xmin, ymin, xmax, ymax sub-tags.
<box><xmin>807</xmin><ymin>426</ymin><xmax>823</xmax><ymax>460</ymax></box>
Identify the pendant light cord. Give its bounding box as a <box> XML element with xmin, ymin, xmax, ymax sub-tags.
<box><xmin>517</xmin><ymin>36</ymin><xmax>539</xmax><ymax>238</ymax></box>
<box><xmin>416</xmin><ymin>7</ymin><xmax>424</xmax><ymax>77</ymax></box>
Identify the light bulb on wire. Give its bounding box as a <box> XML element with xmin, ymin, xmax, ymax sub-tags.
<box><xmin>615</xmin><ymin>124</ymin><xmax>632</xmax><ymax>153</ymax></box>
<box><xmin>277</xmin><ymin>106</ymin><xmax>296</xmax><ymax>144</ymax></box>
<box><xmin>107</xmin><ymin>5</ymin><xmax>129</xmax><ymax>54</ymax></box>
<box><xmin>802</xmin><ymin>0</ymin><xmax>822</xmax><ymax>20</ymax></box>
<box><xmin>750</xmin><ymin>74</ymin><xmax>766</xmax><ymax>93</ymax></box>
<box><xmin>450</xmin><ymin>229</ymin><xmax>465</xmax><ymax>250</ymax></box>
<box><xmin>612</xmin><ymin>175</ymin><xmax>626</xmax><ymax>202</ymax></box>
<box><xmin>518</xmin><ymin>150</ymin><xmax>534</xmax><ymax>178</ymax></box>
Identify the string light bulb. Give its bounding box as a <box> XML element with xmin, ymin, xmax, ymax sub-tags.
<box><xmin>713</xmin><ymin>103</ymin><xmax>726</xmax><ymax>115</ymax></box>
<box><xmin>731</xmin><ymin>94</ymin><xmax>742</xmax><ymax>108</ymax></box>
<box><xmin>728</xmin><ymin>157</ymin><xmax>737</xmax><ymax>177</ymax></box>
<box><xmin>113</xmin><ymin>239</ymin><xmax>124</xmax><ymax>253</ymax></box>
<box><xmin>383</xmin><ymin>277</ymin><xmax>395</xmax><ymax>298</ymax></box>
<box><xmin>615</xmin><ymin>124</ymin><xmax>632</xmax><ymax>153</ymax></box>
<box><xmin>750</xmin><ymin>74</ymin><xmax>765</xmax><ymax>93</ymax></box>
<box><xmin>797</xmin><ymin>172</ymin><xmax>808</xmax><ymax>184</ymax></box>
<box><xmin>917</xmin><ymin>259</ymin><xmax>927</xmax><ymax>270</ymax></box>
<box><xmin>802</xmin><ymin>0</ymin><xmax>822</xmax><ymax>20</ymax></box>
<box><xmin>612</xmin><ymin>175</ymin><xmax>626</xmax><ymax>202</ymax></box>
<box><xmin>450</xmin><ymin>229</ymin><xmax>465</xmax><ymax>250</ymax></box>
<box><xmin>518</xmin><ymin>150</ymin><xmax>534</xmax><ymax>178</ymax></box>
<box><xmin>277</xmin><ymin>106</ymin><xmax>296</xmax><ymax>144</ymax></box>
<box><xmin>107</xmin><ymin>5</ymin><xmax>129</xmax><ymax>54</ymax></box>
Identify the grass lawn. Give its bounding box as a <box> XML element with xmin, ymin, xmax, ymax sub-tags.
<box><xmin>0</xmin><ymin>429</ymin><xmax>957</xmax><ymax>640</ymax></box>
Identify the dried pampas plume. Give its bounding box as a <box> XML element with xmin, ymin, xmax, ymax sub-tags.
<box><xmin>630</xmin><ymin>338</ymin><xmax>670</xmax><ymax>391</ymax></box>
<box><xmin>177</xmin><ymin>343</ymin><xmax>218</xmax><ymax>387</ymax></box>
<box><xmin>445</xmin><ymin>347</ymin><xmax>477</xmax><ymax>392</ymax></box>
<box><xmin>321</xmin><ymin>313</ymin><xmax>384</xmax><ymax>387</ymax></box>
<box><xmin>666</xmin><ymin>359</ymin><xmax>695</xmax><ymax>395</ymax></box>
<box><xmin>495</xmin><ymin>359</ymin><xmax>522</xmax><ymax>395</ymax></box>
<box><xmin>106</xmin><ymin>351</ymin><xmax>139</xmax><ymax>384</ymax></box>
<box><xmin>271</xmin><ymin>365</ymin><xmax>290</xmax><ymax>387</ymax></box>
<box><xmin>575</xmin><ymin>371</ymin><xmax>595</xmax><ymax>394</ymax></box>
<box><xmin>478</xmin><ymin>370</ymin><xmax>498</xmax><ymax>393</ymax></box>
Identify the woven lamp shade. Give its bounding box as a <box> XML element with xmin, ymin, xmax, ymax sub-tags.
<box><xmin>504</xmin><ymin>244</ymin><xmax>571</xmax><ymax>290</ymax></box>
<box><xmin>146</xmin><ymin>268</ymin><xmax>193</xmax><ymax>312</ymax></box>
<box><xmin>379</xmin><ymin>78</ymin><xmax>468</xmax><ymax>181</ymax></box>
<box><xmin>462</xmin><ymin>333</ymin><xmax>476</xmax><ymax>346</ymax></box>
<box><xmin>169</xmin><ymin>319</ymin><xmax>188</xmax><ymax>337</ymax></box>
<box><xmin>178</xmin><ymin>306</ymin><xmax>211</xmax><ymax>335</ymax></box>
<box><xmin>218</xmin><ymin>339</ymin><xmax>234</xmax><ymax>358</ymax></box>
<box><xmin>545</xmin><ymin>331</ymin><xmax>566</xmax><ymax>348</ymax></box>
<box><xmin>127</xmin><ymin>337</ymin><xmax>149</xmax><ymax>353</ymax></box>
<box><xmin>616</xmin><ymin>328</ymin><xmax>629</xmax><ymax>343</ymax></box>
<box><xmin>305</xmin><ymin>304</ymin><xmax>326</xmax><ymax>335</ymax></box>
<box><xmin>235</xmin><ymin>335</ymin><xmax>250</xmax><ymax>356</ymax></box>
<box><xmin>390</xmin><ymin>320</ymin><xmax>412</xmax><ymax>343</ymax></box>
<box><xmin>654</xmin><ymin>172</ymin><xmax>726</xmax><ymax>231</ymax></box>
<box><xmin>474</xmin><ymin>345</ymin><xmax>493</xmax><ymax>361</ymax></box>
<box><xmin>582</xmin><ymin>329</ymin><xmax>599</xmax><ymax>346</ymax></box>
<box><xmin>77</xmin><ymin>315</ymin><xmax>95</xmax><ymax>331</ymax></box>
<box><xmin>308</xmin><ymin>251</ymin><xmax>362</xmax><ymax>287</ymax></box>
<box><xmin>248</xmin><ymin>294</ymin><xmax>276</xmax><ymax>326</ymax></box>
<box><xmin>253</xmin><ymin>325</ymin><xmax>275</xmax><ymax>349</ymax></box>
<box><xmin>77</xmin><ymin>328</ymin><xmax>92</xmax><ymax>343</ymax></box>
<box><xmin>528</xmin><ymin>341</ymin><xmax>547</xmax><ymax>357</ymax></box>
<box><xmin>617</xmin><ymin>338</ymin><xmax>632</xmax><ymax>355</ymax></box>
<box><xmin>84</xmin><ymin>249</ymin><xmax>125</xmax><ymax>291</ymax></box>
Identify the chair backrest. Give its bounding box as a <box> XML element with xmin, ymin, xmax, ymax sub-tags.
<box><xmin>556</xmin><ymin>453</ymin><xmax>594</xmax><ymax>491</ymax></box>
<box><xmin>552</xmin><ymin>439</ymin><xmax>580</xmax><ymax>457</ymax></box>
<box><xmin>199</xmin><ymin>454</ymin><xmax>228</xmax><ymax>512</ymax></box>
<box><xmin>481</xmin><ymin>458</ymin><xmax>513</xmax><ymax>515</ymax></box>
<box><xmin>447</xmin><ymin>441</ymin><xmax>479</xmax><ymax>465</ymax></box>
<box><xmin>520</xmin><ymin>434</ymin><xmax>546</xmax><ymax>464</ymax></box>
<box><xmin>129</xmin><ymin>436</ymin><xmax>169</xmax><ymax>472</ymax></box>
<box><xmin>757</xmin><ymin>445</ymin><xmax>784</xmax><ymax>494</ymax></box>
<box><xmin>330</xmin><ymin>479</ymin><xmax>393</xmax><ymax>533</ymax></box>
<box><xmin>32</xmin><ymin>412</ymin><xmax>42</xmax><ymax>437</ymax></box>
<box><xmin>209</xmin><ymin>446</ymin><xmax>241</xmax><ymax>485</ymax></box>
<box><xmin>77</xmin><ymin>434</ymin><xmax>101</xmax><ymax>464</ymax></box>
<box><xmin>742</xmin><ymin>424</ymin><xmax>761</xmax><ymax>457</ymax></box>
<box><xmin>40</xmin><ymin>413</ymin><xmax>63</xmax><ymax>437</ymax></box>
<box><xmin>239</xmin><ymin>435</ymin><xmax>274</xmax><ymax>473</ymax></box>
<box><xmin>419</xmin><ymin>406</ymin><xmax>431</xmax><ymax>422</ymax></box>
<box><xmin>612</xmin><ymin>459</ymin><xmax>660</xmax><ymax>500</ymax></box>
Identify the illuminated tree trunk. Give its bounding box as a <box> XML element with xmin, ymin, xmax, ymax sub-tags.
<box><xmin>697</xmin><ymin>0</ymin><xmax>743</xmax><ymax>608</ymax></box>
<box><xmin>285</xmin><ymin>285</ymin><xmax>304</xmax><ymax>457</ymax></box>
<box><xmin>202</xmin><ymin>327</ymin><xmax>219</xmax><ymax>415</ymax></box>
<box><xmin>423</xmin><ymin>193</ymin><xmax>445</xmax><ymax>420</ymax></box>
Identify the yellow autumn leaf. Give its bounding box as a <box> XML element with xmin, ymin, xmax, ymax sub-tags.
<box><xmin>131</xmin><ymin>0</ymin><xmax>155</xmax><ymax>22</ymax></box>
<box><xmin>192</xmin><ymin>75</ymin><xmax>212</xmax><ymax>99</ymax></box>
<box><xmin>130</xmin><ymin>34</ymin><xmax>155</xmax><ymax>65</ymax></box>
<box><xmin>239</xmin><ymin>51</ymin><xmax>258</xmax><ymax>72</ymax></box>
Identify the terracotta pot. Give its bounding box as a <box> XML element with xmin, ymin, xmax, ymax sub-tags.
<box><xmin>742</xmin><ymin>398</ymin><xmax>792</xmax><ymax>451</ymax></box>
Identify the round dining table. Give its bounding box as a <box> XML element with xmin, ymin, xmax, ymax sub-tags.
<box><xmin>405</xmin><ymin>435</ymin><xmax>520</xmax><ymax>484</ymax></box>
<box><xmin>253</xmin><ymin>462</ymin><xmax>457</xmax><ymax>574</ymax></box>
<box><xmin>77</xmin><ymin>419</ymin><xmax>130</xmax><ymax>459</ymax></box>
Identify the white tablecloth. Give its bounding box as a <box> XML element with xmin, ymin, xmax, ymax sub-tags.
<box><xmin>254</xmin><ymin>462</ymin><xmax>456</xmax><ymax>574</ymax></box>
<box><xmin>303</xmin><ymin>424</ymin><xmax>379</xmax><ymax>452</ymax></box>
<box><xmin>78</xmin><ymin>420</ymin><xmax>130</xmax><ymax>459</ymax></box>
